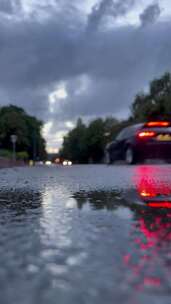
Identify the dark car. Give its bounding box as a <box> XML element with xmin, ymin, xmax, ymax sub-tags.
<box><xmin>105</xmin><ymin>121</ymin><xmax>171</xmax><ymax>164</ymax></box>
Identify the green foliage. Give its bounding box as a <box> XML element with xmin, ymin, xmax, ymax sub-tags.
<box><xmin>0</xmin><ymin>149</ymin><xmax>13</xmax><ymax>159</ymax></box>
<box><xmin>17</xmin><ymin>151</ymin><xmax>29</xmax><ymax>160</ymax></box>
<box><xmin>131</xmin><ymin>72</ymin><xmax>171</xmax><ymax>121</ymax></box>
<box><xmin>60</xmin><ymin>118</ymin><xmax>88</xmax><ymax>163</ymax></box>
<box><xmin>0</xmin><ymin>105</ymin><xmax>46</xmax><ymax>160</ymax></box>
<box><xmin>59</xmin><ymin>117</ymin><xmax>128</xmax><ymax>163</ymax></box>
<box><xmin>86</xmin><ymin>118</ymin><xmax>106</xmax><ymax>163</ymax></box>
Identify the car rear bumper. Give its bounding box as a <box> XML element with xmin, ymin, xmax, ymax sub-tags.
<box><xmin>136</xmin><ymin>142</ymin><xmax>171</xmax><ymax>160</ymax></box>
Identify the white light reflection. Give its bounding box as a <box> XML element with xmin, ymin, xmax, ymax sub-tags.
<box><xmin>40</xmin><ymin>186</ymin><xmax>77</xmax><ymax>250</ymax></box>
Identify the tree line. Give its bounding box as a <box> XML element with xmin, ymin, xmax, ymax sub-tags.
<box><xmin>59</xmin><ymin>72</ymin><xmax>171</xmax><ymax>163</ymax></box>
<box><xmin>0</xmin><ymin>105</ymin><xmax>46</xmax><ymax>160</ymax></box>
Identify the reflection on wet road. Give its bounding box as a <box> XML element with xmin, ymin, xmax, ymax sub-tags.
<box><xmin>0</xmin><ymin>165</ymin><xmax>171</xmax><ymax>303</ymax></box>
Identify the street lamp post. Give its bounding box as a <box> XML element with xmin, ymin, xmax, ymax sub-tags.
<box><xmin>11</xmin><ymin>135</ymin><xmax>17</xmax><ymax>162</ymax></box>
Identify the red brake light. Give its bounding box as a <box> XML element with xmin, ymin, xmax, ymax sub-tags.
<box><xmin>148</xmin><ymin>202</ymin><xmax>171</xmax><ymax>208</ymax></box>
<box><xmin>145</xmin><ymin>121</ymin><xmax>170</xmax><ymax>127</ymax></box>
<box><xmin>138</xmin><ymin>131</ymin><xmax>156</xmax><ymax>139</ymax></box>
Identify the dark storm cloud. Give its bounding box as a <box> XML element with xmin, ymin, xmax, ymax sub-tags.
<box><xmin>0</xmin><ymin>4</ymin><xmax>82</xmax><ymax>118</ymax></box>
<box><xmin>0</xmin><ymin>0</ymin><xmax>170</xmax><ymax>146</ymax></box>
<box><xmin>0</xmin><ymin>0</ymin><xmax>21</xmax><ymax>14</ymax></box>
<box><xmin>140</xmin><ymin>2</ymin><xmax>161</xmax><ymax>26</ymax></box>
<box><xmin>0</xmin><ymin>0</ymin><xmax>13</xmax><ymax>14</ymax></box>
<box><xmin>87</xmin><ymin>0</ymin><xmax>135</xmax><ymax>31</ymax></box>
<box><xmin>51</xmin><ymin>19</ymin><xmax>171</xmax><ymax>121</ymax></box>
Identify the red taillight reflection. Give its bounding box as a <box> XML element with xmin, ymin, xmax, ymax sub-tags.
<box><xmin>138</xmin><ymin>131</ymin><xmax>156</xmax><ymax>139</ymax></box>
<box><xmin>147</xmin><ymin>202</ymin><xmax>171</xmax><ymax>208</ymax></box>
<box><xmin>134</xmin><ymin>166</ymin><xmax>171</xmax><ymax>209</ymax></box>
<box><xmin>145</xmin><ymin>121</ymin><xmax>170</xmax><ymax>127</ymax></box>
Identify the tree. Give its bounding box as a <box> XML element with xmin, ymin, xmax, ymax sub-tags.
<box><xmin>0</xmin><ymin>105</ymin><xmax>46</xmax><ymax>160</ymax></box>
<box><xmin>59</xmin><ymin>118</ymin><xmax>88</xmax><ymax>163</ymax></box>
<box><xmin>0</xmin><ymin>105</ymin><xmax>29</xmax><ymax>150</ymax></box>
<box><xmin>131</xmin><ymin>72</ymin><xmax>171</xmax><ymax>121</ymax></box>
<box><xmin>25</xmin><ymin>115</ymin><xmax>46</xmax><ymax>160</ymax></box>
<box><xmin>60</xmin><ymin>118</ymin><xmax>107</xmax><ymax>163</ymax></box>
<box><xmin>86</xmin><ymin>118</ymin><xmax>107</xmax><ymax>163</ymax></box>
<box><xmin>59</xmin><ymin>116</ymin><xmax>133</xmax><ymax>163</ymax></box>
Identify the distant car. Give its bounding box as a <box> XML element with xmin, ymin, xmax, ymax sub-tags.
<box><xmin>105</xmin><ymin>121</ymin><xmax>171</xmax><ymax>164</ymax></box>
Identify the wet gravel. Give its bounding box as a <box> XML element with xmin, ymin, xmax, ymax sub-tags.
<box><xmin>0</xmin><ymin>164</ymin><xmax>171</xmax><ymax>304</ymax></box>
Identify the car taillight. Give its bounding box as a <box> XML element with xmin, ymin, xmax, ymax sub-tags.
<box><xmin>137</xmin><ymin>131</ymin><xmax>156</xmax><ymax>139</ymax></box>
<box><xmin>145</xmin><ymin>121</ymin><xmax>170</xmax><ymax>127</ymax></box>
<box><xmin>147</xmin><ymin>202</ymin><xmax>171</xmax><ymax>208</ymax></box>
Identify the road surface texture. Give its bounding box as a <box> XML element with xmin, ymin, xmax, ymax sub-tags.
<box><xmin>0</xmin><ymin>164</ymin><xmax>171</xmax><ymax>304</ymax></box>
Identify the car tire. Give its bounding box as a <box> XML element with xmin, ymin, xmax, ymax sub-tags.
<box><xmin>125</xmin><ymin>147</ymin><xmax>136</xmax><ymax>165</ymax></box>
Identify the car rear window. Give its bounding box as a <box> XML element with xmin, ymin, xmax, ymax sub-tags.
<box><xmin>116</xmin><ymin>124</ymin><xmax>143</xmax><ymax>140</ymax></box>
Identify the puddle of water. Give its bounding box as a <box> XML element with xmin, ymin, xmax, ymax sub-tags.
<box><xmin>0</xmin><ymin>165</ymin><xmax>171</xmax><ymax>303</ymax></box>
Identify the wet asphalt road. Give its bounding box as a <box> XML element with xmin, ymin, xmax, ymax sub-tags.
<box><xmin>1</xmin><ymin>164</ymin><xmax>171</xmax><ymax>304</ymax></box>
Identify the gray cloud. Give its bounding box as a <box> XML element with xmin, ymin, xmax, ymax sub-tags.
<box><xmin>0</xmin><ymin>0</ymin><xmax>170</xmax><ymax>148</ymax></box>
<box><xmin>0</xmin><ymin>0</ymin><xmax>21</xmax><ymax>15</ymax></box>
<box><xmin>0</xmin><ymin>0</ymin><xmax>13</xmax><ymax>14</ymax></box>
<box><xmin>87</xmin><ymin>0</ymin><xmax>135</xmax><ymax>31</ymax></box>
<box><xmin>140</xmin><ymin>2</ymin><xmax>161</xmax><ymax>26</ymax></box>
<box><xmin>48</xmin><ymin>17</ymin><xmax>171</xmax><ymax>121</ymax></box>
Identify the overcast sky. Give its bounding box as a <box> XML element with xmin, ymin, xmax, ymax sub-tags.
<box><xmin>0</xmin><ymin>0</ymin><xmax>171</xmax><ymax>151</ymax></box>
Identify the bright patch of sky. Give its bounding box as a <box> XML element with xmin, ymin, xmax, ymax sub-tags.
<box><xmin>20</xmin><ymin>0</ymin><xmax>171</xmax><ymax>27</ymax></box>
<box><xmin>43</xmin><ymin>115</ymin><xmax>74</xmax><ymax>153</ymax></box>
<box><xmin>65</xmin><ymin>121</ymin><xmax>75</xmax><ymax>129</ymax></box>
<box><xmin>49</xmin><ymin>83</ymin><xmax>68</xmax><ymax>115</ymax></box>
<box><xmin>49</xmin><ymin>84</ymin><xmax>67</xmax><ymax>104</ymax></box>
<box><xmin>43</xmin><ymin>121</ymin><xmax>67</xmax><ymax>153</ymax></box>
